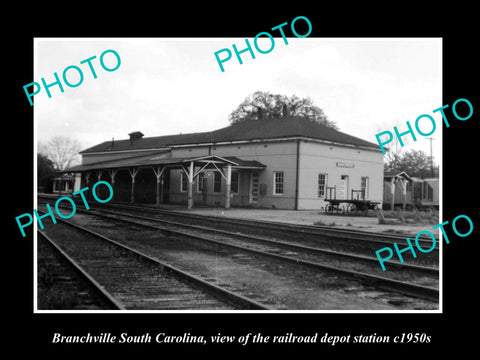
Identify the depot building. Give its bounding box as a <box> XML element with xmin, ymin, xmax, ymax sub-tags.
<box><xmin>66</xmin><ymin>116</ymin><xmax>384</xmax><ymax>210</ymax></box>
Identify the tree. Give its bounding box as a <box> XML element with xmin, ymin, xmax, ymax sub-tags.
<box><xmin>229</xmin><ymin>91</ymin><xmax>337</xmax><ymax>129</ymax></box>
<box><xmin>38</xmin><ymin>136</ymin><xmax>82</xmax><ymax>171</ymax></box>
<box><xmin>385</xmin><ymin>149</ymin><xmax>438</xmax><ymax>178</ymax></box>
<box><xmin>375</xmin><ymin>119</ymin><xmax>411</xmax><ymax>168</ymax></box>
<box><xmin>37</xmin><ymin>153</ymin><xmax>57</xmax><ymax>192</ymax></box>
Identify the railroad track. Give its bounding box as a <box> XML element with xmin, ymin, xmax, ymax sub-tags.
<box><xmin>93</xmin><ymin>201</ymin><xmax>440</xmax><ymax>253</ymax></box>
<box><xmin>38</xmin><ymin>201</ymin><xmax>439</xmax><ymax>302</ymax></box>
<box><xmin>37</xmin><ymin>231</ymin><xmax>122</xmax><ymax>310</ymax></box>
<box><xmin>82</xmin><ymin>205</ymin><xmax>438</xmax><ymax>276</ymax></box>
<box><xmin>36</xmin><ymin>211</ymin><xmax>271</xmax><ymax>311</ymax></box>
<box><xmin>38</xmin><ymin>198</ymin><xmax>439</xmax><ymax>275</ymax></box>
<box><xmin>37</xmin><ymin>196</ymin><xmax>439</xmax><ymax>252</ymax></box>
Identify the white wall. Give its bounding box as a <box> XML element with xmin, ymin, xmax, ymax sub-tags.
<box><xmin>170</xmin><ymin>140</ymin><xmax>384</xmax><ymax>210</ymax></box>
<box><xmin>298</xmin><ymin>141</ymin><xmax>384</xmax><ymax>210</ymax></box>
<box><xmin>81</xmin><ymin>139</ymin><xmax>384</xmax><ymax>210</ymax></box>
<box><xmin>211</xmin><ymin>141</ymin><xmax>298</xmax><ymax>209</ymax></box>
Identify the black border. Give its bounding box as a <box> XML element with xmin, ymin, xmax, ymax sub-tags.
<box><xmin>8</xmin><ymin>5</ymin><xmax>479</xmax><ymax>355</ymax></box>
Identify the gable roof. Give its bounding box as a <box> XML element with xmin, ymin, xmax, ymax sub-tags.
<box><xmin>80</xmin><ymin>116</ymin><xmax>380</xmax><ymax>154</ymax></box>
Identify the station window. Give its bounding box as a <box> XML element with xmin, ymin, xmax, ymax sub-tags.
<box><xmin>318</xmin><ymin>173</ymin><xmax>327</xmax><ymax>198</ymax></box>
<box><xmin>361</xmin><ymin>176</ymin><xmax>369</xmax><ymax>199</ymax></box>
<box><xmin>231</xmin><ymin>172</ymin><xmax>239</xmax><ymax>193</ymax></box>
<box><xmin>273</xmin><ymin>171</ymin><xmax>284</xmax><ymax>195</ymax></box>
<box><xmin>180</xmin><ymin>172</ymin><xmax>187</xmax><ymax>192</ymax></box>
<box><xmin>214</xmin><ymin>172</ymin><xmax>222</xmax><ymax>193</ymax></box>
<box><xmin>197</xmin><ymin>172</ymin><xmax>205</xmax><ymax>192</ymax></box>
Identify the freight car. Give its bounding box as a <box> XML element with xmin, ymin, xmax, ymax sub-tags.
<box><xmin>383</xmin><ymin>171</ymin><xmax>439</xmax><ymax>211</ymax></box>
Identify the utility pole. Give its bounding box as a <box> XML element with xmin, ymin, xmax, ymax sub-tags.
<box><xmin>426</xmin><ymin>137</ymin><xmax>435</xmax><ymax>177</ymax></box>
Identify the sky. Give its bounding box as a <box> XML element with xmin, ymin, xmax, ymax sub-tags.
<box><xmin>34</xmin><ymin>37</ymin><xmax>442</xmax><ymax>164</ymax></box>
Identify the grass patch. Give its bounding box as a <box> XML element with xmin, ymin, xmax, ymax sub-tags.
<box><xmin>378</xmin><ymin>209</ymin><xmax>438</xmax><ymax>225</ymax></box>
<box><xmin>37</xmin><ymin>267</ymin><xmax>85</xmax><ymax>310</ymax></box>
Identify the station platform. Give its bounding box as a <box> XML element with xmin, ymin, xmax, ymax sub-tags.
<box><xmin>172</xmin><ymin>206</ymin><xmax>440</xmax><ymax>237</ymax></box>
<box><xmin>37</xmin><ymin>193</ymin><xmax>439</xmax><ymax>236</ymax></box>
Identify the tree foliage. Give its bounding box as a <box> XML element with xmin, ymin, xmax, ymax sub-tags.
<box><xmin>37</xmin><ymin>153</ymin><xmax>57</xmax><ymax>192</ymax></box>
<box><xmin>229</xmin><ymin>91</ymin><xmax>337</xmax><ymax>129</ymax></box>
<box><xmin>385</xmin><ymin>149</ymin><xmax>438</xmax><ymax>178</ymax></box>
<box><xmin>38</xmin><ymin>136</ymin><xmax>82</xmax><ymax>171</ymax></box>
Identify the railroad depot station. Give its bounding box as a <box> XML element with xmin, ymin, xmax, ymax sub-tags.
<box><xmin>63</xmin><ymin>116</ymin><xmax>384</xmax><ymax>210</ymax></box>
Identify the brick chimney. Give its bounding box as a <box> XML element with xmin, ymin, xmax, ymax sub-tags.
<box><xmin>128</xmin><ymin>131</ymin><xmax>144</xmax><ymax>144</ymax></box>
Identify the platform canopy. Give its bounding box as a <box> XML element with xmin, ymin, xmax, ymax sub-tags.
<box><xmin>63</xmin><ymin>152</ymin><xmax>265</xmax><ymax>209</ymax></box>
<box><xmin>64</xmin><ymin>151</ymin><xmax>266</xmax><ymax>173</ymax></box>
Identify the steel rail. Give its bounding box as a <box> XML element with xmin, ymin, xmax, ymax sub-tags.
<box><xmin>83</xmin><ymin>205</ymin><xmax>438</xmax><ymax>276</ymax></box>
<box><xmin>37</xmin><ymin>196</ymin><xmax>438</xmax><ymax>248</ymax></box>
<box><xmin>93</xmin><ymin>201</ymin><xmax>440</xmax><ymax>250</ymax></box>
<box><xmin>38</xmin><ymin>199</ymin><xmax>438</xmax><ymax>274</ymax></box>
<box><xmin>38</xmin><ymin>230</ymin><xmax>126</xmax><ymax>310</ymax></box>
<box><xmin>36</xmin><ymin>210</ymin><xmax>271</xmax><ymax>310</ymax></box>
<box><xmin>52</xmin><ymin>207</ymin><xmax>439</xmax><ymax>302</ymax></box>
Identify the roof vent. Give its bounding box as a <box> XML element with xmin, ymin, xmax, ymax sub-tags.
<box><xmin>128</xmin><ymin>131</ymin><xmax>144</xmax><ymax>143</ymax></box>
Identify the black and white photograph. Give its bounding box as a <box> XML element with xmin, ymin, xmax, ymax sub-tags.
<box><xmin>33</xmin><ymin>37</ymin><xmax>442</xmax><ymax>312</ymax></box>
<box><xmin>8</xmin><ymin>6</ymin><xmax>478</xmax><ymax>356</ymax></box>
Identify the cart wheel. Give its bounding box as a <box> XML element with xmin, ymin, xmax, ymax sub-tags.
<box><xmin>347</xmin><ymin>203</ymin><xmax>357</xmax><ymax>215</ymax></box>
<box><xmin>365</xmin><ymin>203</ymin><xmax>372</xmax><ymax>214</ymax></box>
<box><xmin>325</xmin><ymin>204</ymin><xmax>334</xmax><ymax>214</ymax></box>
